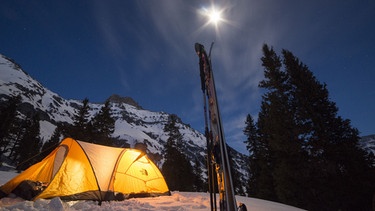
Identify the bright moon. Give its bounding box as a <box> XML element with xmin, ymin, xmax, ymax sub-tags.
<box><xmin>208</xmin><ymin>9</ymin><xmax>222</xmax><ymax>25</ymax></box>
<box><xmin>198</xmin><ymin>5</ymin><xmax>229</xmax><ymax>35</ymax></box>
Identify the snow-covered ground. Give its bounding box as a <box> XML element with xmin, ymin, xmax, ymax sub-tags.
<box><xmin>0</xmin><ymin>171</ymin><xmax>305</xmax><ymax>211</ymax></box>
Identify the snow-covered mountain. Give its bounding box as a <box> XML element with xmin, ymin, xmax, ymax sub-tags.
<box><xmin>0</xmin><ymin>54</ymin><xmax>248</xmax><ymax>191</ymax></box>
<box><xmin>359</xmin><ymin>135</ymin><xmax>375</xmax><ymax>155</ymax></box>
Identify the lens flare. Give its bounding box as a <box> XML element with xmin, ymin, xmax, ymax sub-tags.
<box><xmin>198</xmin><ymin>4</ymin><xmax>230</xmax><ymax>38</ymax></box>
<box><xmin>208</xmin><ymin>8</ymin><xmax>223</xmax><ymax>25</ymax></box>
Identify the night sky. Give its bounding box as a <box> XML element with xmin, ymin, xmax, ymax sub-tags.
<box><xmin>1</xmin><ymin>1</ymin><xmax>374</xmax><ymax>154</ymax></box>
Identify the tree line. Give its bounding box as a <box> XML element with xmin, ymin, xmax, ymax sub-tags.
<box><xmin>0</xmin><ymin>97</ymin><xmax>115</xmax><ymax>171</ymax></box>
<box><xmin>243</xmin><ymin>44</ymin><xmax>375</xmax><ymax>211</ymax></box>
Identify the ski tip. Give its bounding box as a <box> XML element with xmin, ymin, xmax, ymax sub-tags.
<box><xmin>195</xmin><ymin>43</ymin><xmax>204</xmax><ymax>53</ymax></box>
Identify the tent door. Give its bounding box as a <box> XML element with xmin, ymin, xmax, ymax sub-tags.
<box><xmin>52</xmin><ymin>145</ymin><xmax>68</xmax><ymax>178</ymax></box>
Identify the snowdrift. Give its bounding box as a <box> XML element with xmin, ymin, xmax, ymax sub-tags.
<box><xmin>0</xmin><ymin>171</ymin><xmax>305</xmax><ymax>211</ymax></box>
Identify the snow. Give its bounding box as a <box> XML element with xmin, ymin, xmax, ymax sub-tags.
<box><xmin>39</xmin><ymin>120</ymin><xmax>57</xmax><ymax>142</ymax></box>
<box><xmin>0</xmin><ymin>171</ymin><xmax>305</xmax><ymax>211</ymax></box>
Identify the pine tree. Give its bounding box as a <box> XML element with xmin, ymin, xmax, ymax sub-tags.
<box><xmin>256</xmin><ymin>44</ymin><xmax>294</xmax><ymax>203</ymax></box>
<box><xmin>73</xmin><ymin>98</ymin><xmax>90</xmax><ymax>128</ymax></box>
<box><xmin>244</xmin><ymin>114</ymin><xmax>257</xmax><ymax>153</ymax></box>
<box><xmin>15</xmin><ymin>114</ymin><xmax>42</xmax><ymax>170</ymax></box>
<box><xmin>243</xmin><ymin>114</ymin><xmax>268</xmax><ymax>198</ymax></box>
<box><xmin>163</xmin><ymin>114</ymin><xmax>184</xmax><ymax>149</ymax></box>
<box><xmin>161</xmin><ymin>114</ymin><xmax>194</xmax><ymax>191</ymax></box>
<box><xmin>67</xmin><ymin>98</ymin><xmax>91</xmax><ymax>140</ymax></box>
<box><xmin>0</xmin><ymin>95</ymin><xmax>21</xmax><ymax>154</ymax></box>
<box><xmin>90</xmin><ymin>100</ymin><xmax>115</xmax><ymax>146</ymax></box>
<box><xmin>282</xmin><ymin>48</ymin><xmax>374</xmax><ymax>210</ymax></box>
<box><xmin>251</xmin><ymin>44</ymin><xmax>375</xmax><ymax>210</ymax></box>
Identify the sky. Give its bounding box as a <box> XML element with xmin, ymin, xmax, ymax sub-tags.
<box><xmin>1</xmin><ymin>0</ymin><xmax>374</xmax><ymax>154</ymax></box>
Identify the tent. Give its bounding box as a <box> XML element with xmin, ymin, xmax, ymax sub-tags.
<box><xmin>0</xmin><ymin>138</ymin><xmax>170</xmax><ymax>202</ymax></box>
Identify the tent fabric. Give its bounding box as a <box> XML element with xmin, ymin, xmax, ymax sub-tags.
<box><xmin>0</xmin><ymin>138</ymin><xmax>170</xmax><ymax>201</ymax></box>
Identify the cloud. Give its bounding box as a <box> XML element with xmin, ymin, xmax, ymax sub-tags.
<box><xmin>137</xmin><ymin>0</ymin><xmax>269</xmax><ymax>144</ymax></box>
<box><xmin>90</xmin><ymin>0</ymin><xmax>374</xmax><ymax>151</ymax></box>
<box><xmin>89</xmin><ymin>0</ymin><xmax>274</xmax><ymax>146</ymax></box>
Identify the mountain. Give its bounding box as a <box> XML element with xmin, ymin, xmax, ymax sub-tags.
<box><xmin>0</xmin><ymin>54</ymin><xmax>249</xmax><ymax>193</ymax></box>
<box><xmin>359</xmin><ymin>134</ymin><xmax>375</xmax><ymax>155</ymax></box>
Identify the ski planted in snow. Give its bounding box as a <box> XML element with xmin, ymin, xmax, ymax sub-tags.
<box><xmin>194</xmin><ymin>43</ymin><xmax>237</xmax><ymax>211</ymax></box>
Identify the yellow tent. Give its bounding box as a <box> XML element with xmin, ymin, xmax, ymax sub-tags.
<box><xmin>0</xmin><ymin>138</ymin><xmax>170</xmax><ymax>202</ymax></box>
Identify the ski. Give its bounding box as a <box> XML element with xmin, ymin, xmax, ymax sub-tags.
<box><xmin>194</xmin><ymin>43</ymin><xmax>237</xmax><ymax>211</ymax></box>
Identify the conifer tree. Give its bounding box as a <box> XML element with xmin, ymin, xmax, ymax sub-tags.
<box><xmin>73</xmin><ymin>98</ymin><xmax>90</xmax><ymax>128</ymax></box>
<box><xmin>162</xmin><ymin>114</ymin><xmax>194</xmax><ymax>191</ymax></box>
<box><xmin>68</xmin><ymin>98</ymin><xmax>91</xmax><ymax>140</ymax></box>
<box><xmin>0</xmin><ymin>95</ymin><xmax>21</xmax><ymax>154</ymax></box>
<box><xmin>5</xmin><ymin>117</ymin><xmax>24</xmax><ymax>163</ymax></box>
<box><xmin>250</xmin><ymin>44</ymin><xmax>375</xmax><ymax>210</ymax></box>
<box><xmin>244</xmin><ymin>115</ymin><xmax>257</xmax><ymax>153</ymax></box>
<box><xmin>90</xmin><ymin>100</ymin><xmax>115</xmax><ymax>146</ymax></box>
<box><xmin>260</xmin><ymin>45</ymin><xmax>308</xmax><ymax>207</ymax></box>
<box><xmin>244</xmin><ymin>114</ymin><xmax>264</xmax><ymax>197</ymax></box>
<box><xmin>15</xmin><ymin>114</ymin><xmax>42</xmax><ymax>170</ymax></box>
<box><xmin>282</xmin><ymin>48</ymin><xmax>374</xmax><ymax>210</ymax></box>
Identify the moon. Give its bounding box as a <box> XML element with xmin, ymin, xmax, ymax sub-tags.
<box><xmin>198</xmin><ymin>4</ymin><xmax>230</xmax><ymax>37</ymax></box>
<box><xmin>207</xmin><ymin>8</ymin><xmax>223</xmax><ymax>25</ymax></box>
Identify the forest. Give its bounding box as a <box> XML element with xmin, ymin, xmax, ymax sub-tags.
<box><xmin>243</xmin><ymin>44</ymin><xmax>375</xmax><ymax>211</ymax></box>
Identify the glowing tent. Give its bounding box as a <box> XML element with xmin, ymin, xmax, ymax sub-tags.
<box><xmin>0</xmin><ymin>138</ymin><xmax>170</xmax><ymax>202</ymax></box>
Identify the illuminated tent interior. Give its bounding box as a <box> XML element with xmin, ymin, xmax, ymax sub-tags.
<box><xmin>0</xmin><ymin>138</ymin><xmax>170</xmax><ymax>202</ymax></box>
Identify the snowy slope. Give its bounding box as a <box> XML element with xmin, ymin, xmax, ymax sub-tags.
<box><xmin>0</xmin><ymin>54</ymin><xmax>79</xmax><ymax>140</ymax></box>
<box><xmin>0</xmin><ymin>53</ymin><xmax>206</xmax><ymax>153</ymax></box>
<box><xmin>360</xmin><ymin>135</ymin><xmax>375</xmax><ymax>155</ymax></box>
<box><xmin>0</xmin><ymin>171</ymin><xmax>306</xmax><ymax>211</ymax></box>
